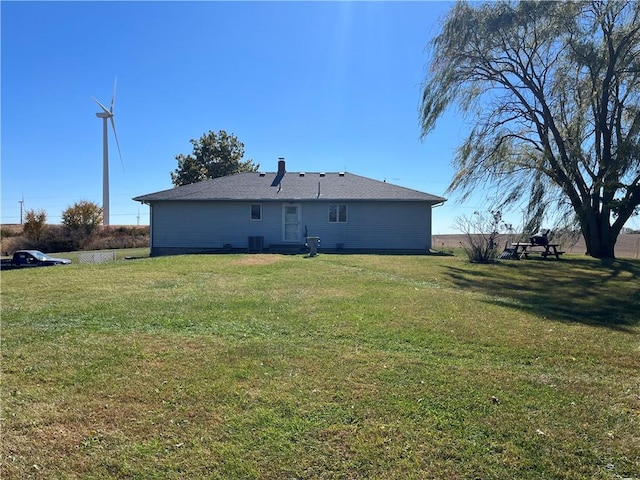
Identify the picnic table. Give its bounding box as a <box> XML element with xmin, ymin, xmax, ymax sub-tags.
<box><xmin>511</xmin><ymin>242</ymin><xmax>565</xmax><ymax>260</ymax></box>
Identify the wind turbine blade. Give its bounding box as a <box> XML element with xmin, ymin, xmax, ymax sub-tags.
<box><xmin>110</xmin><ymin>77</ymin><xmax>117</xmax><ymax>113</ymax></box>
<box><xmin>92</xmin><ymin>97</ymin><xmax>111</xmax><ymax>114</ymax></box>
<box><xmin>110</xmin><ymin>116</ymin><xmax>124</xmax><ymax>171</ymax></box>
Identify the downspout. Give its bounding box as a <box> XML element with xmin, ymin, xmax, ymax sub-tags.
<box><xmin>430</xmin><ymin>200</ymin><xmax>446</xmax><ymax>251</ymax></box>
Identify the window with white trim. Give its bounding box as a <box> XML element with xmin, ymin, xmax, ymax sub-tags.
<box><xmin>328</xmin><ymin>204</ymin><xmax>347</xmax><ymax>223</ymax></box>
<box><xmin>250</xmin><ymin>204</ymin><xmax>262</xmax><ymax>220</ymax></box>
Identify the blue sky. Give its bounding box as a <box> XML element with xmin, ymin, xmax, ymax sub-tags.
<box><xmin>1</xmin><ymin>0</ymin><xmax>489</xmax><ymax>234</ymax></box>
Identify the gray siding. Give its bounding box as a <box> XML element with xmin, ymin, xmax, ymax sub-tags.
<box><xmin>150</xmin><ymin>201</ymin><xmax>282</xmax><ymax>250</ymax></box>
<box><xmin>149</xmin><ymin>200</ymin><xmax>434</xmax><ymax>255</ymax></box>
<box><xmin>300</xmin><ymin>201</ymin><xmax>432</xmax><ymax>251</ymax></box>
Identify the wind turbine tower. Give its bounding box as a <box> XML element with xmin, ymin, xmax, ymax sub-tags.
<box><xmin>93</xmin><ymin>79</ymin><xmax>123</xmax><ymax>226</ymax></box>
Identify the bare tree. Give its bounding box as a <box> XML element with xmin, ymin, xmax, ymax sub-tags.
<box><xmin>455</xmin><ymin>210</ymin><xmax>510</xmax><ymax>263</ymax></box>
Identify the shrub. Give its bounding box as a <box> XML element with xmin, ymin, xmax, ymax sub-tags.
<box><xmin>62</xmin><ymin>200</ymin><xmax>103</xmax><ymax>235</ymax></box>
<box><xmin>7</xmin><ymin>225</ymin><xmax>81</xmax><ymax>253</ymax></box>
<box><xmin>22</xmin><ymin>209</ymin><xmax>47</xmax><ymax>240</ymax></box>
<box><xmin>0</xmin><ymin>227</ymin><xmax>20</xmax><ymax>239</ymax></box>
<box><xmin>2</xmin><ymin>224</ymin><xmax>149</xmax><ymax>254</ymax></box>
<box><xmin>84</xmin><ymin>226</ymin><xmax>149</xmax><ymax>250</ymax></box>
<box><xmin>455</xmin><ymin>210</ymin><xmax>511</xmax><ymax>263</ymax></box>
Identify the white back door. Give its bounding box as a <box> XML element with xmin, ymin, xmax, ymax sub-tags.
<box><xmin>283</xmin><ymin>204</ymin><xmax>301</xmax><ymax>242</ymax></box>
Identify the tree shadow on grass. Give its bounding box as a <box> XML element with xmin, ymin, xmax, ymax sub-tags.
<box><xmin>444</xmin><ymin>258</ymin><xmax>640</xmax><ymax>332</ymax></box>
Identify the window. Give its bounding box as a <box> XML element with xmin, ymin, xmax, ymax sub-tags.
<box><xmin>328</xmin><ymin>204</ymin><xmax>347</xmax><ymax>223</ymax></box>
<box><xmin>250</xmin><ymin>204</ymin><xmax>262</xmax><ymax>220</ymax></box>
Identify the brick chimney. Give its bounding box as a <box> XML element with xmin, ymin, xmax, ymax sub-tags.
<box><xmin>277</xmin><ymin>157</ymin><xmax>286</xmax><ymax>174</ymax></box>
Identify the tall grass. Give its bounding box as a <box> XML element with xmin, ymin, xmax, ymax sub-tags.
<box><xmin>2</xmin><ymin>253</ymin><xmax>638</xmax><ymax>479</ymax></box>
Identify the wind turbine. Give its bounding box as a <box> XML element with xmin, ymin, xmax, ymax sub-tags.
<box><xmin>92</xmin><ymin>78</ymin><xmax>123</xmax><ymax>226</ymax></box>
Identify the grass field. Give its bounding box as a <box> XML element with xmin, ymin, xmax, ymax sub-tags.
<box><xmin>1</xmin><ymin>252</ymin><xmax>639</xmax><ymax>479</ymax></box>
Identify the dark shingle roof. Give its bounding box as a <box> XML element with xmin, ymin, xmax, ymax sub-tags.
<box><xmin>133</xmin><ymin>172</ymin><xmax>446</xmax><ymax>203</ymax></box>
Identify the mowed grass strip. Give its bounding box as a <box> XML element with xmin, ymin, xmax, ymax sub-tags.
<box><xmin>2</xmin><ymin>253</ymin><xmax>639</xmax><ymax>479</ymax></box>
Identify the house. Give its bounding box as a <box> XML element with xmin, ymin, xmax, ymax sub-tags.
<box><xmin>133</xmin><ymin>159</ymin><xmax>446</xmax><ymax>256</ymax></box>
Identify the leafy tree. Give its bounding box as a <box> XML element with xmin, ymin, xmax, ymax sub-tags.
<box><xmin>61</xmin><ymin>200</ymin><xmax>103</xmax><ymax>236</ymax></box>
<box><xmin>420</xmin><ymin>0</ymin><xmax>640</xmax><ymax>258</ymax></box>
<box><xmin>171</xmin><ymin>130</ymin><xmax>259</xmax><ymax>187</ymax></box>
<box><xmin>22</xmin><ymin>209</ymin><xmax>47</xmax><ymax>240</ymax></box>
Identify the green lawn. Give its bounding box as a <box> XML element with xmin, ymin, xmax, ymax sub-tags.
<box><xmin>2</xmin><ymin>253</ymin><xmax>638</xmax><ymax>479</ymax></box>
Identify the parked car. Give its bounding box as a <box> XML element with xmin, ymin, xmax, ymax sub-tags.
<box><xmin>0</xmin><ymin>250</ymin><xmax>71</xmax><ymax>270</ymax></box>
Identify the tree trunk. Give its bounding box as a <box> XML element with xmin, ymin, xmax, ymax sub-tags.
<box><xmin>582</xmin><ymin>219</ymin><xmax>617</xmax><ymax>259</ymax></box>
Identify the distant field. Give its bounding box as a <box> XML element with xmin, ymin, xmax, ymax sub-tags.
<box><xmin>433</xmin><ymin>233</ymin><xmax>640</xmax><ymax>259</ymax></box>
<box><xmin>0</xmin><ymin>224</ymin><xmax>23</xmax><ymax>234</ymax></box>
<box><xmin>2</xmin><ymin>253</ymin><xmax>638</xmax><ymax>479</ymax></box>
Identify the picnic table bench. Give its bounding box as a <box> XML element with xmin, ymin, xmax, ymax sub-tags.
<box><xmin>511</xmin><ymin>242</ymin><xmax>565</xmax><ymax>260</ymax></box>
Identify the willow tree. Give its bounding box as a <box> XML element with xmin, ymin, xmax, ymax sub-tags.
<box><xmin>421</xmin><ymin>0</ymin><xmax>640</xmax><ymax>258</ymax></box>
